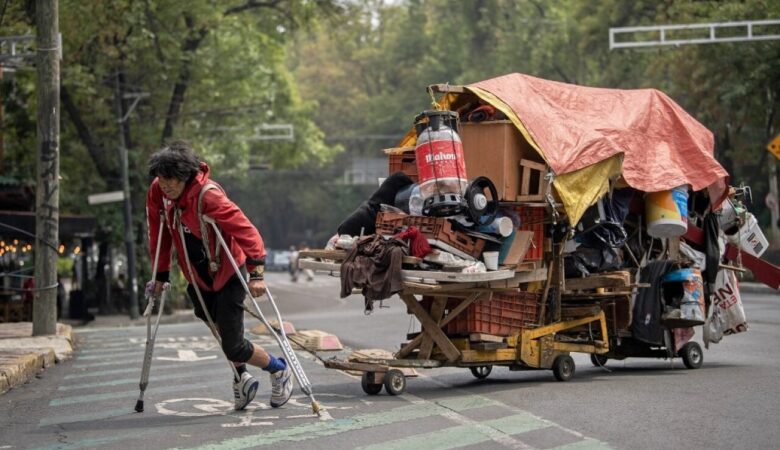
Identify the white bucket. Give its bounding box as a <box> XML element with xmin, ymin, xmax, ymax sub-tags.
<box><xmin>729</xmin><ymin>213</ymin><xmax>769</xmax><ymax>257</ymax></box>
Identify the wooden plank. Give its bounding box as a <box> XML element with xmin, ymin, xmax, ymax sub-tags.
<box><xmin>323</xmin><ymin>359</ymin><xmax>389</xmax><ymax>372</ymax></box>
<box><xmin>298</xmin><ymin>251</ymin><xmax>419</xmax><ymax>266</ymax></box>
<box><xmin>472</xmin><ymin>342</ymin><xmax>508</xmax><ymax>351</ymax></box>
<box><xmin>298</xmin><ymin>249</ymin><xmax>347</xmax><ymax>260</ymax></box>
<box><xmin>402</xmin><ymin>281</ymin><xmax>479</xmax><ymax>292</ymax></box>
<box><xmin>564</xmin><ymin>272</ymin><xmax>631</xmax><ymax>291</ymax></box>
<box><xmin>382</xmin><ymin>146</ymin><xmax>416</xmax><ymax>155</ymax></box>
<box><xmin>520</xmin><ymin>159</ymin><xmax>547</xmax><ymax>172</ymax></box>
<box><xmin>487</xmin><ymin>268</ymin><xmax>548</xmax><ymax>288</ymax></box>
<box><xmin>396</xmin><ymin>293</ymin><xmax>482</xmax><ymax>358</ymax></box>
<box><xmin>430</xmin><ymin>83</ymin><xmax>466</xmax><ymax>93</ymax></box>
<box><xmin>352</xmin><ymin>357</ymin><xmax>442</xmax><ymax>368</ymax></box>
<box><xmin>459</xmin><ymin>349</ymin><xmax>517</xmax><ymax>363</ymax></box>
<box><xmin>419</xmin><ymin>297</ymin><xmax>447</xmax><ymax>359</ymax></box>
<box><xmin>299</xmin><ymin>259</ymin><xmax>515</xmax><ymax>283</ymax></box>
<box><xmin>502</xmin><ymin>230</ymin><xmax>534</xmax><ymax>266</ymax></box>
<box><xmin>469</xmin><ymin>333</ymin><xmax>504</xmax><ymax>343</ymax></box>
<box><xmin>399</xmin><ymin>294</ymin><xmax>461</xmax><ymax>362</ymax></box>
<box><xmin>402</xmin><ymin>268</ymin><xmax>515</xmax><ymax>283</ymax></box>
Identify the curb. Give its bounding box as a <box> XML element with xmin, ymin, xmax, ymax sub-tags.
<box><xmin>0</xmin><ymin>322</ymin><xmax>74</xmax><ymax>395</ymax></box>
<box><xmin>739</xmin><ymin>282</ymin><xmax>778</xmax><ymax>295</ymax></box>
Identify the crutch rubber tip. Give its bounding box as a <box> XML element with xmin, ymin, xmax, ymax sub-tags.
<box><xmin>311</xmin><ymin>401</ymin><xmax>322</xmax><ymax>415</ymax></box>
<box><xmin>135</xmin><ymin>400</ymin><xmax>144</xmax><ymax>413</ymax></box>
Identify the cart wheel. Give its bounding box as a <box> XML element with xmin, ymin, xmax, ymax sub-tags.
<box><xmin>679</xmin><ymin>342</ymin><xmax>703</xmax><ymax>369</ymax></box>
<box><xmin>590</xmin><ymin>354</ymin><xmax>608</xmax><ymax>367</ymax></box>
<box><xmin>383</xmin><ymin>369</ymin><xmax>406</xmax><ymax>395</ymax></box>
<box><xmin>553</xmin><ymin>355</ymin><xmax>575</xmax><ymax>381</ymax></box>
<box><xmin>361</xmin><ymin>372</ymin><xmax>383</xmax><ymax>395</ymax></box>
<box><xmin>470</xmin><ymin>365</ymin><xmax>492</xmax><ymax>379</ymax></box>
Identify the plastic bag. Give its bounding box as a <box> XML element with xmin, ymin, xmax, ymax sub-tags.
<box><xmin>711</xmin><ymin>269</ymin><xmax>748</xmax><ymax>335</ymax></box>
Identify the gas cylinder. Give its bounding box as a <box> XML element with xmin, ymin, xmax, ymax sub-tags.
<box><xmin>414</xmin><ymin>110</ymin><xmax>468</xmax><ymax>217</ymax></box>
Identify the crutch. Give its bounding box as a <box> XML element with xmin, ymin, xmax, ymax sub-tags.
<box><xmin>203</xmin><ymin>216</ymin><xmax>327</xmax><ymax>418</ymax></box>
<box><xmin>135</xmin><ymin>211</ymin><xmax>169</xmax><ymax>413</ymax></box>
<box><xmin>174</xmin><ymin>212</ymin><xmax>243</xmax><ymax>383</ymax></box>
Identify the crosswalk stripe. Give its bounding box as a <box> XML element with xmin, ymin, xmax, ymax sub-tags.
<box><xmin>50</xmin><ymin>383</ymin><xmax>211</xmax><ymax>407</ymax></box>
<box><xmin>73</xmin><ymin>350</ymin><xmax>147</xmax><ymax>361</ymax></box>
<box><xmin>168</xmin><ymin>396</ymin><xmax>501</xmax><ymax>450</ymax></box>
<box><xmin>59</xmin><ymin>367</ymin><xmax>228</xmax><ymax>391</ymax></box>
<box><xmin>64</xmin><ymin>359</ymin><xmax>218</xmax><ymax>380</ymax></box>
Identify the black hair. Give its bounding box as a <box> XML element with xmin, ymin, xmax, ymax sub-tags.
<box><xmin>147</xmin><ymin>140</ymin><xmax>201</xmax><ymax>181</ymax></box>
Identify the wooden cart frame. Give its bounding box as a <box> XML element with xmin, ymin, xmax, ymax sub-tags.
<box><xmin>300</xmin><ymin>253</ymin><xmax>610</xmax><ymax>396</ymax></box>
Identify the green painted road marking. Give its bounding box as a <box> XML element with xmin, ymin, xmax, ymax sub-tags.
<box><xmin>169</xmin><ymin>395</ymin><xmax>495</xmax><ymax>450</ymax></box>
<box><xmin>59</xmin><ymin>367</ymin><xmax>225</xmax><ymax>391</ymax></box>
<box><xmin>50</xmin><ymin>383</ymin><xmax>210</xmax><ymax>407</ymax></box>
<box><xmin>357</xmin><ymin>413</ymin><xmax>550</xmax><ymax>450</ymax></box>
<box><xmin>550</xmin><ymin>439</ymin><xmax>613</xmax><ymax>450</ymax></box>
<box><xmin>357</xmin><ymin>424</ymin><xmax>486</xmax><ymax>450</ymax></box>
<box><xmin>484</xmin><ymin>412</ymin><xmax>551</xmax><ymax>435</ymax></box>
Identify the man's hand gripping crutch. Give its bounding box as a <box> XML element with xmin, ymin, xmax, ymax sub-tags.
<box><xmin>135</xmin><ymin>210</ymin><xmax>170</xmax><ymax>413</ymax></box>
<box><xmin>202</xmin><ymin>216</ymin><xmax>328</xmax><ymax>419</ymax></box>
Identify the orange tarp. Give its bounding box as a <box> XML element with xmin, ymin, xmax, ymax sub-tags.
<box><xmin>469</xmin><ymin>73</ymin><xmax>728</xmax><ymax>197</ymax></box>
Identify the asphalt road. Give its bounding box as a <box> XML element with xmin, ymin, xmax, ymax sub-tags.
<box><xmin>1</xmin><ymin>272</ymin><xmax>778</xmax><ymax>449</ymax></box>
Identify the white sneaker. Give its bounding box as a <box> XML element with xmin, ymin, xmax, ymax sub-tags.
<box><xmin>269</xmin><ymin>361</ymin><xmax>293</xmax><ymax>408</ymax></box>
<box><xmin>233</xmin><ymin>372</ymin><xmax>259</xmax><ymax>411</ymax></box>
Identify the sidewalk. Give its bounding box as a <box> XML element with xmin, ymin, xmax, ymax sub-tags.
<box><xmin>0</xmin><ymin>309</ymin><xmax>197</xmax><ymax>395</ymax></box>
<box><xmin>0</xmin><ymin>322</ymin><xmax>73</xmax><ymax>394</ymax></box>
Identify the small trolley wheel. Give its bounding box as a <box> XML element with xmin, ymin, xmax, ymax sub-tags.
<box><xmin>470</xmin><ymin>365</ymin><xmax>493</xmax><ymax>379</ymax></box>
<box><xmin>383</xmin><ymin>369</ymin><xmax>406</xmax><ymax>395</ymax></box>
<box><xmin>361</xmin><ymin>372</ymin><xmax>383</xmax><ymax>395</ymax></box>
<box><xmin>553</xmin><ymin>355</ymin><xmax>575</xmax><ymax>382</ymax></box>
<box><xmin>590</xmin><ymin>354</ymin><xmax>608</xmax><ymax>367</ymax></box>
<box><xmin>679</xmin><ymin>342</ymin><xmax>703</xmax><ymax>369</ymax></box>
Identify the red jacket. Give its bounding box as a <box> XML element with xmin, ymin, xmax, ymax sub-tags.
<box><xmin>146</xmin><ymin>162</ymin><xmax>266</xmax><ymax>292</ymax></box>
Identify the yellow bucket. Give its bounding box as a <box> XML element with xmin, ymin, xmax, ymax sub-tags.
<box><xmin>645</xmin><ymin>186</ymin><xmax>688</xmax><ymax>238</ymax></box>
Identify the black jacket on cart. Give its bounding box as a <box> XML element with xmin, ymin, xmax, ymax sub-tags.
<box><xmin>631</xmin><ymin>260</ymin><xmax>675</xmax><ymax>345</ymax></box>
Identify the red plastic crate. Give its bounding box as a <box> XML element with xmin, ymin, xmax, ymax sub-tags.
<box><xmin>388</xmin><ymin>153</ymin><xmax>418</xmax><ymax>182</ymax></box>
<box><xmin>376</xmin><ymin>211</ymin><xmax>485</xmax><ymax>259</ymax></box>
<box><xmin>445</xmin><ymin>290</ymin><xmax>540</xmax><ymax>337</ymax></box>
<box><xmin>515</xmin><ymin>206</ymin><xmax>545</xmax><ymax>260</ymax></box>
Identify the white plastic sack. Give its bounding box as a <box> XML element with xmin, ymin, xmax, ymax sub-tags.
<box><xmin>711</xmin><ymin>269</ymin><xmax>748</xmax><ymax>335</ymax></box>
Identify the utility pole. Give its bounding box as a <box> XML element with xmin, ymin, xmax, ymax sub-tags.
<box><xmin>115</xmin><ymin>73</ymin><xmax>139</xmax><ymax>319</ymax></box>
<box><xmin>33</xmin><ymin>0</ymin><xmax>60</xmax><ymax>336</ymax></box>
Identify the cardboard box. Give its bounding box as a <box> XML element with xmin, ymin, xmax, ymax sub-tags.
<box><xmin>459</xmin><ymin>121</ymin><xmax>545</xmax><ymax>201</ymax></box>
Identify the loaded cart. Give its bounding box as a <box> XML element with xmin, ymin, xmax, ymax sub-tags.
<box><xmin>301</xmin><ymin>74</ymin><xmax>780</xmax><ymax>395</ymax></box>
<box><xmin>299</xmin><ymin>248</ymin><xmax>610</xmax><ymax>396</ymax></box>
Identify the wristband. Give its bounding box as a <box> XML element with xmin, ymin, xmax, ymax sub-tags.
<box><xmin>249</xmin><ymin>265</ymin><xmax>265</xmax><ymax>281</ymax></box>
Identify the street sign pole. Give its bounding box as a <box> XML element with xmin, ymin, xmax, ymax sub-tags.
<box><xmin>115</xmin><ymin>73</ymin><xmax>139</xmax><ymax>320</ymax></box>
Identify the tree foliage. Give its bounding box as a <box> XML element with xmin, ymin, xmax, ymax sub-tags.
<box><xmin>291</xmin><ymin>0</ymin><xmax>780</xmax><ymax>225</ymax></box>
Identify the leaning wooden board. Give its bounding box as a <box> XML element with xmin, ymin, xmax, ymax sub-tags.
<box><xmin>298</xmin><ymin>258</ymin><xmax>517</xmax><ymax>283</ymax></box>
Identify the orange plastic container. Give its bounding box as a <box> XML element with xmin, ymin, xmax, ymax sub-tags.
<box><xmin>375</xmin><ymin>212</ymin><xmax>485</xmax><ymax>259</ymax></box>
<box><xmin>515</xmin><ymin>207</ymin><xmax>545</xmax><ymax>261</ymax></box>
<box><xmin>388</xmin><ymin>153</ymin><xmax>418</xmax><ymax>181</ymax></box>
<box><xmin>445</xmin><ymin>290</ymin><xmax>540</xmax><ymax>336</ymax></box>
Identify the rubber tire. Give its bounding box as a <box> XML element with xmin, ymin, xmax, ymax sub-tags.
<box><xmin>553</xmin><ymin>355</ymin><xmax>575</xmax><ymax>381</ymax></box>
<box><xmin>361</xmin><ymin>372</ymin><xmax>382</xmax><ymax>395</ymax></box>
<box><xmin>470</xmin><ymin>365</ymin><xmax>493</xmax><ymax>379</ymax></box>
<box><xmin>590</xmin><ymin>354</ymin><xmax>608</xmax><ymax>367</ymax></box>
<box><xmin>383</xmin><ymin>369</ymin><xmax>406</xmax><ymax>395</ymax></box>
<box><xmin>679</xmin><ymin>342</ymin><xmax>703</xmax><ymax>369</ymax></box>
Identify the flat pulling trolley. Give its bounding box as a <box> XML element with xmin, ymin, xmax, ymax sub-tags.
<box><xmin>299</xmin><ymin>248</ymin><xmax>610</xmax><ymax>396</ymax></box>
